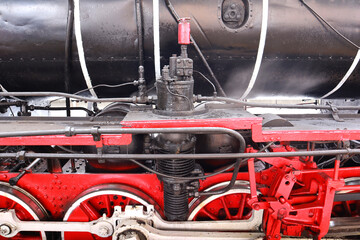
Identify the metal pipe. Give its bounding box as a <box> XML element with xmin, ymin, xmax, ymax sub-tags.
<box><xmin>135</xmin><ymin>0</ymin><xmax>144</xmax><ymax>67</ymax></box>
<box><xmin>0</xmin><ymin>92</ymin><xmax>149</xmax><ymax>103</ymax></box>
<box><xmin>199</xmin><ymin>159</ymin><xmax>241</xmax><ymax>196</ymax></box>
<box><xmin>198</xmin><ymin>96</ymin><xmax>360</xmax><ymax>110</ymax></box>
<box><xmin>1</xmin><ymin>149</ymin><xmax>359</xmax><ymax>161</ymax></box>
<box><xmin>65</xmin><ymin>0</ymin><xmax>74</xmax><ymax>117</ymax></box>
<box><xmin>0</xmin><ymin>127</ymin><xmax>246</xmax><ymax>153</ymax></box>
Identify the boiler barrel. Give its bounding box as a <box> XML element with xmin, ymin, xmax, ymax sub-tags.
<box><xmin>0</xmin><ymin>0</ymin><xmax>359</xmax><ymax>98</ymax></box>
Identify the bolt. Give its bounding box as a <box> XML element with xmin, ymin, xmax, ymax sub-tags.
<box><xmin>98</xmin><ymin>226</ymin><xmax>110</xmax><ymax>237</ymax></box>
<box><xmin>0</xmin><ymin>225</ymin><xmax>11</xmax><ymax>236</ymax></box>
<box><xmin>231</xmin><ymin>3</ymin><xmax>236</xmax><ymax>9</ymax></box>
<box><xmin>253</xmin><ymin>204</ymin><xmax>260</xmax><ymax>210</ymax></box>
<box><xmin>173</xmin><ymin>183</ymin><xmax>181</xmax><ymax>191</ymax></box>
<box><xmin>278</xmin><ymin>208</ymin><xmax>286</xmax><ymax>216</ymax></box>
<box><xmin>279</xmin><ymin>196</ymin><xmax>286</xmax><ymax>204</ymax></box>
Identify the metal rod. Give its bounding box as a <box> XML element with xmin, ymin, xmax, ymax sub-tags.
<box><xmin>0</xmin><ymin>92</ymin><xmax>150</xmax><ymax>103</ymax></box>
<box><xmin>198</xmin><ymin>96</ymin><xmax>360</xmax><ymax>110</ymax></box>
<box><xmin>9</xmin><ymin>158</ymin><xmax>42</xmax><ymax>186</ymax></box>
<box><xmin>199</xmin><ymin>159</ymin><xmax>241</xmax><ymax>196</ymax></box>
<box><xmin>65</xmin><ymin>0</ymin><xmax>74</xmax><ymax>117</ymax></box>
<box><xmin>0</xmin><ymin>149</ymin><xmax>359</xmax><ymax>161</ymax></box>
<box><xmin>135</xmin><ymin>0</ymin><xmax>144</xmax><ymax>66</ymax></box>
<box><xmin>0</xmin><ymin>127</ymin><xmax>246</xmax><ymax>153</ymax></box>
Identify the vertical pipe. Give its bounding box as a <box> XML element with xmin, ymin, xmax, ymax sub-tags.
<box><xmin>135</xmin><ymin>0</ymin><xmax>144</xmax><ymax>67</ymax></box>
<box><xmin>153</xmin><ymin>0</ymin><xmax>161</xmax><ymax>80</ymax></box>
<box><xmin>65</xmin><ymin>0</ymin><xmax>74</xmax><ymax>117</ymax></box>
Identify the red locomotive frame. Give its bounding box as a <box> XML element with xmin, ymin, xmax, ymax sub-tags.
<box><xmin>1</xmin><ymin>113</ymin><xmax>360</xmax><ymax>240</ymax></box>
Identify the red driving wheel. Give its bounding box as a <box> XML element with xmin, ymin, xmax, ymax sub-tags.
<box><xmin>0</xmin><ymin>182</ymin><xmax>47</xmax><ymax>240</ymax></box>
<box><xmin>188</xmin><ymin>181</ymin><xmax>254</xmax><ymax>221</ymax></box>
<box><xmin>62</xmin><ymin>184</ymin><xmax>156</xmax><ymax>240</ymax></box>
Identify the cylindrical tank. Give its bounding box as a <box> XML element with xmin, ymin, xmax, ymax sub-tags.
<box><xmin>0</xmin><ymin>0</ymin><xmax>359</xmax><ymax>98</ymax></box>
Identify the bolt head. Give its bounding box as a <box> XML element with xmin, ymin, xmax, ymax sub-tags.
<box><xmin>278</xmin><ymin>208</ymin><xmax>286</xmax><ymax>216</ymax></box>
<box><xmin>0</xmin><ymin>225</ymin><xmax>11</xmax><ymax>236</ymax></box>
<box><xmin>98</xmin><ymin>226</ymin><xmax>110</xmax><ymax>237</ymax></box>
<box><xmin>253</xmin><ymin>204</ymin><xmax>260</xmax><ymax>210</ymax></box>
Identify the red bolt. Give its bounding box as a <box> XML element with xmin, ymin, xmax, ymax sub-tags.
<box><xmin>253</xmin><ymin>204</ymin><xmax>260</xmax><ymax>210</ymax></box>
<box><xmin>278</xmin><ymin>208</ymin><xmax>286</xmax><ymax>215</ymax></box>
<box><xmin>261</xmin><ymin>175</ymin><xmax>268</xmax><ymax>181</ymax></box>
<box><xmin>279</xmin><ymin>196</ymin><xmax>286</xmax><ymax>204</ymax></box>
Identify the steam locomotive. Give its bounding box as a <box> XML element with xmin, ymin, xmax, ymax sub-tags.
<box><xmin>0</xmin><ymin>0</ymin><xmax>360</xmax><ymax>239</ymax></box>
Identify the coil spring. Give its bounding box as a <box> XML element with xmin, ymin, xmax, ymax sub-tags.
<box><xmin>157</xmin><ymin>158</ymin><xmax>194</xmax><ymax>177</ymax></box>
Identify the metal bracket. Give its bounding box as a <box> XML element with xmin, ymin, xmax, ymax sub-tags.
<box><xmin>328</xmin><ymin>104</ymin><xmax>344</xmax><ymax>122</ymax></box>
<box><xmin>91</xmin><ymin>126</ymin><xmax>101</xmax><ymax>142</ymax></box>
<box><xmin>64</xmin><ymin>126</ymin><xmax>75</xmax><ymax>137</ymax></box>
<box><xmin>15</xmin><ymin>151</ymin><xmax>26</xmax><ymax>161</ymax></box>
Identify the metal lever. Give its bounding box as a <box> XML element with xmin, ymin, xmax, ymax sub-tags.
<box><xmin>9</xmin><ymin>158</ymin><xmax>42</xmax><ymax>186</ymax></box>
<box><xmin>328</xmin><ymin>103</ymin><xmax>344</xmax><ymax>122</ymax></box>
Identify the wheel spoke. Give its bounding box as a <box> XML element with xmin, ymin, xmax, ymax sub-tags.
<box><xmin>104</xmin><ymin>195</ymin><xmax>112</xmax><ymax>217</ymax></box>
<box><xmin>9</xmin><ymin>201</ymin><xmax>17</xmax><ymax>209</ymax></box>
<box><xmin>80</xmin><ymin>201</ymin><xmax>101</xmax><ymax>220</ymax></box>
<box><xmin>236</xmin><ymin>194</ymin><xmax>246</xmax><ymax>219</ymax></box>
<box><xmin>342</xmin><ymin>201</ymin><xmax>352</xmax><ymax>216</ymax></box>
<box><xmin>200</xmin><ymin>207</ymin><xmax>219</xmax><ymax>220</ymax></box>
<box><xmin>220</xmin><ymin>196</ymin><xmax>232</xmax><ymax>220</ymax></box>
